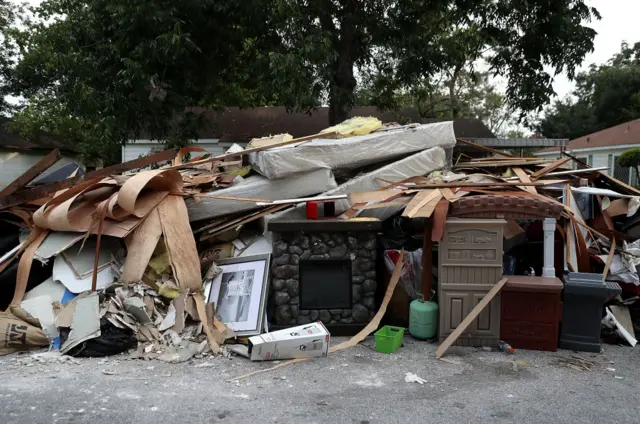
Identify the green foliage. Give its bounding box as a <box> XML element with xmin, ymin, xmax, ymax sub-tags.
<box><xmin>618</xmin><ymin>148</ymin><xmax>640</xmax><ymax>168</ymax></box>
<box><xmin>534</xmin><ymin>41</ymin><xmax>640</xmax><ymax>139</ymax></box>
<box><xmin>0</xmin><ymin>0</ymin><xmax>25</xmax><ymax>115</ymax></box>
<box><xmin>7</xmin><ymin>0</ymin><xmax>599</xmax><ymax>160</ymax></box>
<box><xmin>9</xmin><ymin>0</ymin><xmax>282</xmax><ymax>161</ymax></box>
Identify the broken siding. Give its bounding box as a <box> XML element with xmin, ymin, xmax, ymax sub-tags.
<box><xmin>0</xmin><ymin>151</ymin><xmax>79</xmax><ymax>187</ymax></box>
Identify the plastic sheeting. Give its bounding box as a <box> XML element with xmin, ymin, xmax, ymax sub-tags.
<box><xmin>273</xmin><ymin>146</ymin><xmax>447</xmax><ymax>222</ymax></box>
<box><xmin>249</xmin><ymin>121</ymin><xmax>455</xmax><ymax>179</ymax></box>
<box><xmin>186</xmin><ymin>168</ymin><xmax>338</xmax><ymax>222</ymax></box>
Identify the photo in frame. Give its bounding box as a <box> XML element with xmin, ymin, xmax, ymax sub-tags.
<box><xmin>204</xmin><ymin>253</ymin><xmax>270</xmax><ymax>337</ymax></box>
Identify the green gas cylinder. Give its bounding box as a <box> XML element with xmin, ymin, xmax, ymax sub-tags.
<box><xmin>409</xmin><ymin>295</ymin><xmax>438</xmax><ymax>340</ymax></box>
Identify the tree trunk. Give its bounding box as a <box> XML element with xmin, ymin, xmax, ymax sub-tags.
<box><xmin>448</xmin><ymin>63</ymin><xmax>464</xmax><ymax>119</ymax></box>
<box><xmin>328</xmin><ymin>7</ymin><xmax>357</xmax><ymax>126</ymax></box>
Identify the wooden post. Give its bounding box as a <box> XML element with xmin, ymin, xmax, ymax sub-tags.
<box><xmin>421</xmin><ymin>218</ymin><xmax>433</xmax><ymax>297</ymax></box>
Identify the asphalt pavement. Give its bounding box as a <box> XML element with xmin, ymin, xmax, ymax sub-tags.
<box><xmin>0</xmin><ymin>337</ymin><xmax>638</xmax><ymax>424</ymax></box>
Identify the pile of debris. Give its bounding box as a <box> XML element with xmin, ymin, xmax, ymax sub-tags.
<box><xmin>0</xmin><ymin>115</ymin><xmax>638</xmax><ymax>366</ymax></box>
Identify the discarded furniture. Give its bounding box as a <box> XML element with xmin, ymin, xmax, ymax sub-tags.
<box><xmin>438</xmin><ymin>218</ymin><xmax>506</xmax><ymax>347</ymax></box>
<box><xmin>559</xmin><ymin>272</ymin><xmax>621</xmax><ymax>353</ymax></box>
<box><xmin>267</xmin><ymin>218</ymin><xmax>381</xmax><ymax>334</ymax></box>
<box><xmin>500</xmin><ymin>275</ymin><xmax>563</xmax><ymax>352</ymax></box>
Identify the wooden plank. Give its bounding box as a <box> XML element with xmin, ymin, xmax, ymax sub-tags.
<box><xmin>603</xmin><ymin>238</ymin><xmax>616</xmax><ymax>279</ymax></box>
<box><xmin>439</xmin><ymin>188</ymin><xmax>455</xmax><ymax>201</ymax></box>
<box><xmin>403</xmin><ymin>190</ymin><xmax>439</xmax><ymax>217</ymax></box>
<box><xmin>172</xmin><ymin>131</ymin><xmax>339</xmax><ymax>169</ymax></box>
<box><xmin>531</xmin><ymin>157</ymin><xmax>571</xmax><ymax>179</ymax></box>
<box><xmin>454</xmin><ymin>159</ymin><xmax>549</xmax><ymax>168</ymax></box>
<box><xmin>455</xmin><ymin>138</ymin><xmax>515</xmax><ymax>158</ymax></box>
<box><xmin>413</xmin><ymin>192</ymin><xmax>444</xmax><ymax>218</ymax></box>
<box><xmin>512</xmin><ymin>167</ymin><xmax>538</xmax><ymax>195</ymax></box>
<box><xmin>0</xmin><ymin>148</ymin><xmax>178</xmax><ymax>209</ymax></box>
<box><xmin>431</xmin><ymin>200</ymin><xmax>450</xmax><ymax>242</ymax></box>
<box><xmin>0</xmin><ymin>149</ymin><xmax>61</xmax><ymax>198</ymax></box>
<box><xmin>199</xmin><ymin>205</ymin><xmax>289</xmax><ymax>240</ymax></box>
<box><xmin>435</xmin><ymin>278</ymin><xmax>508</xmax><ymax>358</ymax></box>
<box><xmin>410</xmin><ymin>182</ymin><xmax>552</xmax><ymax>189</ymax></box>
<box><xmin>350</xmin><ymin>190</ymin><xmax>404</xmax><ymax>204</ymax></box>
<box><xmin>353</xmin><ymin>201</ymin><xmax>409</xmax><ymax>210</ymax></box>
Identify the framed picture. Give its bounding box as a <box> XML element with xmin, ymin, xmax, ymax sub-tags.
<box><xmin>204</xmin><ymin>253</ymin><xmax>270</xmax><ymax>337</ymax></box>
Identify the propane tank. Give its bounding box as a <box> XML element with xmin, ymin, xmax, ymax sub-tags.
<box><xmin>409</xmin><ymin>294</ymin><xmax>438</xmax><ymax>340</ymax></box>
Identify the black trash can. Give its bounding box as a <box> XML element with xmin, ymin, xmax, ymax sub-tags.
<box><xmin>559</xmin><ymin>272</ymin><xmax>621</xmax><ymax>353</ymax></box>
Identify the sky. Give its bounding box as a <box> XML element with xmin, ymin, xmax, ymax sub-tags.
<box><xmin>7</xmin><ymin>0</ymin><xmax>640</xmax><ymax>102</ymax></box>
<box><xmin>552</xmin><ymin>0</ymin><xmax>640</xmax><ymax>99</ymax></box>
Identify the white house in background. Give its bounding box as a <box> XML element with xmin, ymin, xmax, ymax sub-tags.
<box><xmin>0</xmin><ymin>119</ymin><xmax>87</xmax><ymax>187</ymax></box>
<box><xmin>535</xmin><ymin>119</ymin><xmax>640</xmax><ymax>187</ymax></box>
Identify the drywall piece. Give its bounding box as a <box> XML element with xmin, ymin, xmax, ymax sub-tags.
<box><xmin>186</xmin><ymin>168</ymin><xmax>338</xmax><ymax>222</ymax></box>
<box><xmin>53</xmin><ymin>255</ymin><xmax>115</xmax><ymax>294</ymax></box>
<box><xmin>273</xmin><ymin>146</ymin><xmax>447</xmax><ymax>222</ymax></box>
<box><xmin>18</xmin><ymin>231</ymin><xmax>83</xmax><ymax>263</ymax></box>
<box><xmin>20</xmin><ymin>295</ymin><xmax>59</xmax><ymax>340</ymax></box>
<box><xmin>249</xmin><ymin>121</ymin><xmax>455</xmax><ymax>179</ymax></box>
<box><xmin>60</xmin><ymin>236</ymin><xmax>121</xmax><ymax>280</ymax></box>
<box><xmin>23</xmin><ymin>277</ymin><xmax>66</xmax><ymax>303</ymax></box>
<box><xmin>124</xmin><ymin>297</ymin><xmax>152</xmax><ymax>324</ymax></box>
<box><xmin>60</xmin><ymin>293</ymin><xmax>101</xmax><ymax>354</ymax></box>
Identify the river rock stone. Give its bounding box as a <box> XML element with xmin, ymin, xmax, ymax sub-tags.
<box><xmin>290</xmin><ymin>296</ymin><xmax>299</xmax><ymax>305</ymax></box>
<box><xmin>365</xmin><ymin>271</ymin><xmax>377</xmax><ymax>279</ymax></box>
<box><xmin>363</xmin><ymin>279</ymin><xmax>376</xmax><ymax>293</ymax></box>
<box><xmin>347</xmin><ymin>236</ymin><xmax>358</xmax><ymax>250</ymax></box>
<box><xmin>352</xmin><ymin>304</ymin><xmax>370</xmax><ymax>322</ymax></box>
<box><xmin>333</xmin><ymin>233</ymin><xmax>346</xmax><ymax>244</ymax></box>
<box><xmin>352</xmin><ymin>285</ymin><xmax>363</xmax><ymax>302</ymax></box>
<box><xmin>297</xmin><ymin>315</ymin><xmax>312</xmax><ymax>324</ymax></box>
<box><xmin>329</xmin><ymin>244</ymin><xmax>348</xmax><ymax>258</ymax></box>
<box><xmin>286</xmin><ymin>279</ymin><xmax>299</xmax><ymax>297</ymax></box>
<box><xmin>273</xmin><ymin>241</ymin><xmax>288</xmax><ymax>256</ymax></box>
<box><xmin>300</xmin><ymin>250</ymin><xmax>311</xmax><ymax>260</ymax></box>
<box><xmin>362</xmin><ymin>296</ymin><xmax>376</xmax><ymax>310</ymax></box>
<box><xmin>290</xmin><ymin>254</ymin><xmax>300</xmax><ymax>265</ymax></box>
<box><xmin>352</xmin><ymin>275</ymin><xmax>365</xmax><ymax>284</ymax></box>
<box><xmin>274</xmin><ymin>265</ymin><xmax>297</xmax><ymax>279</ymax></box>
<box><xmin>312</xmin><ymin>243</ymin><xmax>329</xmax><ymax>255</ymax></box>
<box><xmin>274</xmin><ymin>254</ymin><xmax>291</xmax><ymax>266</ymax></box>
<box><xmin>364</xmin><ymin>238</ymin><xmax>376</xmax><ymax>250</ymax></box>
<box><xmin>272</xmin><ymin>279</ymin><xmax>285</xmax><ymax>291</ymax></box>
<box><xmin>310</xmin><ymin>310</ymin><xmax>319</xmax><ymax>321</ymax></box>
<box><xmin>341</xmin><ymin>309</ymin><xmax>352</xmax><ymax>318</ymax></box>
<box><xmin>291</xmin><ymin>305</ymin><xmax>299</xmax><ymax>318</ymax></box>
<box><xmin>319</xmin><ymin>309</ymin><xmax>331</xmax><ymax>323</ymax></box>
<box><xmin>274</xmin><ymin>291</ymin><xmax>290</xmax><ymax>306</ymax></box>
<box><xmin>276</xmin><ymin>305</ymin><xmax>291</xmax><ymax>323</ymax></box>
<box><xmin>289</xmin><ymin>245</ymin><xmax>304</xmax><ymax>255</ymax></box>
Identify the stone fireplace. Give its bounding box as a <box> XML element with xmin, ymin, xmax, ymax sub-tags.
<box><xmin>267</xmin><ymin>219</ymin><xmax>381</xmax><ymax>327</ymax></box>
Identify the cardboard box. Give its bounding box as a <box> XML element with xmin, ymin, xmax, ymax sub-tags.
<box><xmin>248</xmin><ymin>322</ymin><xmax>330</xmax><ymax>361</ymax></box>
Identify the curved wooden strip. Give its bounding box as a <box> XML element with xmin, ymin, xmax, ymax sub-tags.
<box><xmin>118</xmin><ymin>170</ymin><xmax>183</xmax><ymax>218</ymax></box>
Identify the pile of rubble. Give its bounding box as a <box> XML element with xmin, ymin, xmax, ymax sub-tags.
<box><xmin>0</xmin><ymin>115</ymin><xmax>638</xmax><ymax>366</ymax></box>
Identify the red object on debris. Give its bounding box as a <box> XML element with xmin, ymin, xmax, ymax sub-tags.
<box><xmin>306</xmin><ymin>201</ymin><xmax>319</xmax><ymax>219</ymax></box>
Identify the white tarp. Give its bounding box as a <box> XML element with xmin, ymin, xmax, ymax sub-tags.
<box><xmin>186</xmin><ymin>168</ymin><xmax>338</xmax><ymax>222</ymax></box>
<box><xmin>249</xmin><ymin>121</ymin><xmax>455</xmax><ymax>179</ymax></box>
<box><xmin>273</xmin><ymin>146</ymin><xmax>447</xmax><ymax>222</ymax></box>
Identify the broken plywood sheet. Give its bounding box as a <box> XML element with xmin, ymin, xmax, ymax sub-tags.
<box><xmin>273</xmin><ymin>146</ymin><xmax>447</xmax><ymax>222</ymax></box>
<box><xmin>186</xmin><ymin>168</ymin><xmax>338</xmax><ymax>222</ymax></box>
<box><xmin>249</xmin><ymin>122</ymin><xmax>455</xmax><ymax>179</ymax></box>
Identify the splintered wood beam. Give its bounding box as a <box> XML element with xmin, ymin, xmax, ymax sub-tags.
<box><xmin>0</xmin><ymin>149</ymin><xmax>62</xmax><ymax>198</ymax></box>
<box><xmin>0</xmin><ymin>148</ymin><xmax>178</xmax><ymax>209</ymax></box>
<box><xmin>530</xmin><ymin>157</ymin><xmax>571</xmax><ymax>179</ymax></box>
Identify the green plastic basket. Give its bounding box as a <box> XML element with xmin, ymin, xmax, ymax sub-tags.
<box><xmin>375</xmin><ymin>325</ymin><xmax>405</xmax><ymax>354</ymax></box>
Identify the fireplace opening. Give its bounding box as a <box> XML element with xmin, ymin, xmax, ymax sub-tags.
<box><xmin>299</xmin><ymin>260</ymin><xmax>352</xmax><ymax>309</ymax></box>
